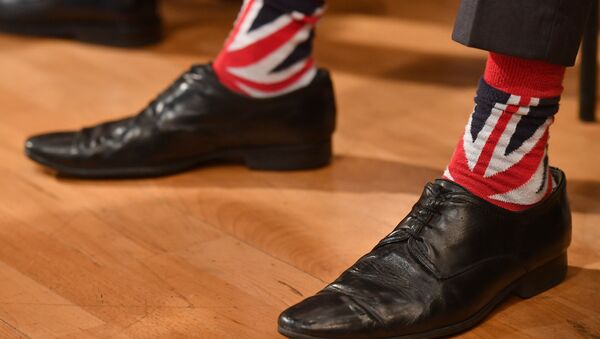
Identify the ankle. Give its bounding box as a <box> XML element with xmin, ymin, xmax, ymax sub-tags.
<box><xmin>445</xmin><ymin>53</ymin><xmax>564</xmax><ymax>211</ymax></box>
<box><xmin>213</xmin><ymin>0</ymin><xmax>324</xmax><ymax>98</ymax></box>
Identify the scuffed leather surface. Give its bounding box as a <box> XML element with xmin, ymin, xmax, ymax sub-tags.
<box><xmin>279</xmin><ymin>168</ymin><xmax>571</xmax><ymax>339</ymax></box>
<box><xmin>26</xmin><ymin>65</ymin><xmax>336</xmax><ymax>170</ymax></box>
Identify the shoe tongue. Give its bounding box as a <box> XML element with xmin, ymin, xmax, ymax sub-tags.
<box><xmin>430</xmin><ymin>178</ymin><xmax>470</xmax><ymax>195</ymax></box>
<box><xmin>191</xmin><ymin>64</ymin><xmax>212</xmax><ymax>76</ymax></box>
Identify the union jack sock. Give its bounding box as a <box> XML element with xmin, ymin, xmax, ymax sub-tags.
<box><xmin>213</xmin><ymin>0</ymin><xmax>324</xmax><ymax>98</ymax></box>
<box><xmin>444</xmin><ymin>53</ymin><xmax>566</xmax><ymax>211</ymax></box>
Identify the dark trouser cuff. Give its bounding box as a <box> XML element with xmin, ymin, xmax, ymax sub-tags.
<box><xmin>453</xmin><ymin>0</ymin><xmax>593</xmax><ymax>66</ymax></box>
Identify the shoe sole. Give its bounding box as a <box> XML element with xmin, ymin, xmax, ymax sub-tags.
<box><xmin>279</xmin><ymin>253</ymin><xmax>568</xmax><ymax>339</ymax></box>
<box><xmin>0</xmin><ymin>18</ymin><xmax>162</xmax><ymax>47</ymax></box>
<box><xmin>26</xmin><ymin>140</ymin><xmax>332</xmax><ymax>178</ymax></box>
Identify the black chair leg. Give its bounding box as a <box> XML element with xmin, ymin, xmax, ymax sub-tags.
<box><xmin>580</xmin><ymin>0</ymin><xmax>598</xmax><ymax>122</ymax></box>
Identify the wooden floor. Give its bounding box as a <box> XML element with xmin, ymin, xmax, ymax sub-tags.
<box><xmin>0</xmin><ymin>0</ymin><xmax>599</xmax><ymax>337</ymax></box>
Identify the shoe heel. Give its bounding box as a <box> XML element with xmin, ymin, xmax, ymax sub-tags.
<box><xmin>514</xmin><ymin>253</ymin><xmax>568</xmax><ymax>299</ymax></box>
<box><xmin>244</xmin><ymin>141</ymin><xmax>332</xmax><ymax>171</ymax></box>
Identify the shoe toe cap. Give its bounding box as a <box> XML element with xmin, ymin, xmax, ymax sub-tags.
<box><xmin>278</xmin><ymin>292</ymin><xmax>380</xmax><ymax>338</ymax></box>
<box><xmin>25</xmin><ymin>132</ymin><xmax>78</xmax><ymax>163</ymax></box>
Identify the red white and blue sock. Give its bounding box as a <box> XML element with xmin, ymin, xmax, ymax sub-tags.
<box><xmin>213</xmin><ymin>0</ymin><xmax>324</xmax><ymax>98</ymax></box>
<box><xmin>444</xmin><ymin>53</ymin><xmax>565</xmax><ymax>211</ymax></box>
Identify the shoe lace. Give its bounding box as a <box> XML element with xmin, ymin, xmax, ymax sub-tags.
<box><xmin>79</xmin><ymin>68</ymin><xmax>205</xmax><ymax>147</ymax></box>
<box><xmin>143</xmin><ymin>69</ymin><xmax>205</xmax><ymax>120</ymax></box>
<box><xmin>375</xmin><ymin>185</ymin><xmax>446</xmax><ymax>248</ymax></box>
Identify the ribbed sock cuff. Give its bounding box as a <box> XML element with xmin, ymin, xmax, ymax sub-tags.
<box><xmin>483</xmin><ymin>53</ymin><xmax>566</xmax><ymax>98</ymax></box>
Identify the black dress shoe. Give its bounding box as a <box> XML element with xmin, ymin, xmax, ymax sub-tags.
<box><xmin>25</xmin><ymin>64</ymin><xmax>337</xmax><ymax>178</ymax></box>
<box><xmin>279</xmin><ymin>168</ymin><xmax>571</xmax><ymax>339</ymax></box>
<box><xmin>0</xmin><ymin>0</ymin><xmax>162</xmax><ymax>46</ymax></box>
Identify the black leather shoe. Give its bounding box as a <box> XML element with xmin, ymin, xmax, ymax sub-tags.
<box><xmin>279</xmin><ymin>168</ymin><xmax>571</xmax><ymax>339</ymax></box>
<box><xmin>0</xmin><ymin>0</ymin><xmax>162</xmax><ymax>46</ymax></box>
<box><xmin>25</xmin><ymin>64</ymin><xmax>337</xmax><ymax>178</ymax></box>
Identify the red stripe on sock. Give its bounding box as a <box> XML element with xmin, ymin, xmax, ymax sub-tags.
<box><xmin>447</xmin><ymin>132</ymin><xmax>550</xmax><ymax>211</ymax></box>
<box><xmin>519</xmin><ymin>96</ymin><xmax>531</xmax><ymax>106</ymax></box>
<box><xmin>217</xmin><ymin>19</ymin><xmax>314</xmax><ymax>68</ymax></box>
<box><xmin>230</xmin><ymin>58</ymin><xmax>315</xmax><ymax>93</ymax></box>
<box><xmin>472</xmin><ymin>110</ymin><xmax>513</xmax><ymax>176</ymax></box>
<box><xmin>446</xmin><ymin>143</ymin><xmax>537</xmax><ymax>212</ymax></box>
<box><xmin>222</xmin><ymin>0</ymin><xmax>256</xmax><ymax>49</ymax></box>
<box><xmin>482</xmin><ymin>130</ymin><xmax>549</xmax><ymax>193</ymax></box>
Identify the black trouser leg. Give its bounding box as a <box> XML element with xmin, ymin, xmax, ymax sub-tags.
<box><xmin>580</xmin><ymin>0</ymin><xmax>598</xmax><ymax>122</ymax></box>
<box><xmin>453</xmin><ymin>0</ymin><xmax>593</xmax><ymax>66</ymax></box>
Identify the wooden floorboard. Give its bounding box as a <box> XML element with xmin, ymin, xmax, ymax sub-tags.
<box><xmin>0</xmin><ymin>0</ymin><xmax>598</xmax><ymax>337</ymax></box>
